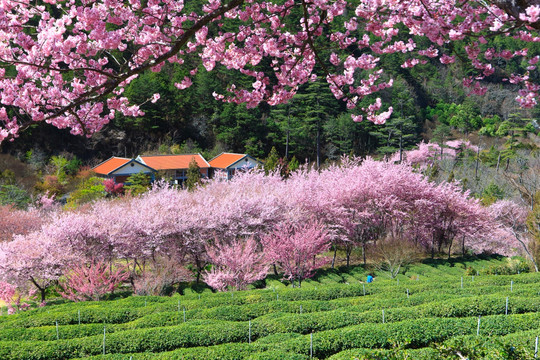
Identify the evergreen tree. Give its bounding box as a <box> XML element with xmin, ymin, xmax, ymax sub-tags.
<box><xmin>211</xmin><ymin>103</ymin><xmax>268</xmax><ymax>158</ymax></box>
<box><xmin>264</xmin><ymin>146</ymin><xmax>280</xmax><ymax>175</ymax></box>
<box><xmin>269</xmin><ymin>80</ymin><xmax>341</xmax><ymax>165</ymax></box>
<box><xmin>323</xmin><ymin>114</ymin><xmax>364</xmax><ymax>159</ymax></box>
<box><xmin>432</xmin><ymin>123</ymin><xmax>452</xmax><ymax>160</ymax></box>
<box><xmin>185</xmin><ymin>157</ymin><xmax>202</xmax><ymax>191</ymax></box>
<box><xmin>370</xmin><ymin>115</ymin><xmax>419</xmax><ymax>159</ymax></box>
<box><xmin>288</xmin><ymin>156</ymin><xmax>300</xmax><ymax>173</ymax></box>
<box><xmin>125</xmin><ymin>172</ymin><xmax>151</xmax><ymax>196</ymax></box>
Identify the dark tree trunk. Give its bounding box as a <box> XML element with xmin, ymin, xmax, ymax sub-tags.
<box><xmin>474</xmin><ymin>146</ymin><xmax>480</xmax><ymax>179</ymax></box>
<box><xmin>286</xmin><ymin>113</ymin><xmax>290</xmax><ymax>159</ymax></box>
<box><xmin>30</xmin><ymin>277</ymin><xmax>46</xmax><ymax>303</ymax></box>
<box><xmin>195</xmin><ymin>256</ymin><xmax>203</xmax><ymax>284</ymax></box>
<box><xmin>399</xmin><ymin>128</ymin><xmax>403</xmax><ymax>163</ymax></box>
<box><xmin>362</xmin><ymin>242</ymin><xmax>366</xmax><ymax>265</ymax></box>
<box><xmin>331</xmin><ymin>246</ymin><xmax>337</xmax><ymax>268</ymax></box>
<box><xmin>316</xmin><ymin>122</ymin><xmax>321</xmax><ymax>169</ymax></box>
<box><xmin>431</xmin><ymin>234</ymin><xmax>435</xmax><ymax>259</ymax></box>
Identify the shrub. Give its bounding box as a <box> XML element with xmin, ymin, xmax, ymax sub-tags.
<box><xmin>133</xmin><ymin>258</ymin><xmax>193</xmax><ymax>296</ymax></box>
<box><xmin>0</xmin><ymin>184</ymin><xmax>31</xmax><ymax>208</ymax></box>
<box><xmin>372</xmin><ymin>235</ymin><xmax>421</xmax><ymax>279</ymax></box>
<box><xmin>481</xmin><ymin>257</ymin><xmax>530</xmax><ymax>275</ymax></box>
<box><xmin>59</xmin><ymin>261</ymin><xmax>128</xmax><ymax>302</ymax></box>
<box><xmin>65</xmin><ymin>177</ymin><xmax>105</xmax><ymax>208</ymax></box>
<box><xmin>103</xmin><ymin>179</ymin><xmax>124</xmax><ymax>196</ymax></box>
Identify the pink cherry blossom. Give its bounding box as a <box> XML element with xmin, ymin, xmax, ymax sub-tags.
<box><xmin>0</xmin><ymin>0</ymin><xmax>538</xmax><ymax>141</ymax></box>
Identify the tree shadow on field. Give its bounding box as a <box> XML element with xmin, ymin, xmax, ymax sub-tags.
<box><xmin>421</xmin><ymin>253</ymin><xmax>505</xmax><ymax>269</ymax></box>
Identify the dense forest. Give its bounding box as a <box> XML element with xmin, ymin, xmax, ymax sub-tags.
<box><xmin>2</xmin><ymin>39</ymin><xmax>538</xmax><ymax>161</ymax></box>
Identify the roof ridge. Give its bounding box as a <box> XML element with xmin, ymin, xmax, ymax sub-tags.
<box><xmin>208</xmin><ymin>152</ymin><xmax>245</xmax><ymax>162</ymax></box>
<box><xmin>140</xmin><ymin>153</ymin><xmax>203</xmax><ymax>157</ymax></box>
<box><xmin>92</xmin><ymin>157</ymin><xmax>132</xmax><ymax>175</ymax></box>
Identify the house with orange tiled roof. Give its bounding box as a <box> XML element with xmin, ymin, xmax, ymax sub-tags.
<box><xmin>208</xmin><ymin>153</ymin><xmax>262</xmax><ymax>180</ymax></box>
<box><xmin>92</xmin><ymin>157</ymin><xmax>155</xmax><ymax>183</ymax></box>
<box><xmin>136</xmin><ymin>154</ymin><xmax>210</xmax><ymax>184</ymax></box>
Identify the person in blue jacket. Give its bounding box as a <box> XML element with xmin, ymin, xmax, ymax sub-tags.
<box><xmin>366</xmin><ymin>274</ymin><xmax>374</xmax><ymax>283</ymax></box>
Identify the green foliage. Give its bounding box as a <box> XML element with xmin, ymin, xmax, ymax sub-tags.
<box><xmin>65</xmin><ymin>177</ymin><xmax>106</xmax><ymax>208</ymax></box>
<box><xmin>35</xmin><ymin>175</ymin><xmax>65</xmax><ymax>197</ymax></box>
<box><xmin>124</xmin><ymin>172</ymin><xmax>151</xmax><ymax>196</ymax></box>
<box><xmin>64</xmin><ymin>157</ymin><xmax>82</xmax><ymax>176</ymax></box>
<box><xmin>479</xmin><ymin>146</ymin><xmax>502</xmax><ymax>167</ymax></box>
<box><xmin>212</xmin><ymin>103</ymin><xmax>268</xmax><ymax>158</ymax></box>
<box><xmin>185</xmin><ymin>157</ymin><xmax>201</xmax><ymax>191</ymax></box>
<box><xmin>479</xmin><ymin>115</ymin><xmax>502</xmax><ymax>137</ymax></box>
<box><xmin>496</xmin><ymin>120</ymin><xmax>514</xmax><ymax>137</ymax></box>
<box><xmin>431</xmin><ymin>123</ymin><xmax>451</xmax><ymax>148</ymax></box>
<box><xmin>447</xmin><ymin>103</ymin><xmax>483</xmax><ymax>133</ymax></box>
<box><xmin>481</xmin><ymin>183</ymin><xmax>505</xmax><ymax>205</ymax></box>
<box><xmin>370</xmin><ymin>115</ymin><xmax>420</xmax><ymax>157</ymax></box>
<box><xmin>426</xmin><ymin>103</ymin><xmax>460</xmax><ymax>125</ymax></box>
<box><xmin>0</xmin><ymin>169</ymin><xmax>16</xmax><ymax>185</ymax></box>
<box><xmin>264</xmin><ymin>146</ymin><xmax>280</xmax><ymax>174</ymax></box>
<box><xmin>0</xmin><ymin>184</ymin><xmax>31</xmax><ymax>208</ymax></box>
<box><xmin>288</xmin><ymin>156</ymin><xmax>300</xmax><ymax>172</ymax></box>
<box><xmin>479</xmin><ymin>257</ymin><xmax>530</xmax><ymax>275</ymax></box>
<box><xmin>3</xmin><ymin>258</ymin><xmax>540</xmax><ymax>359</ymax></box>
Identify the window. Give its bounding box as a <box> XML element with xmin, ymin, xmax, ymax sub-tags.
<box><xmin>175</xmin><ymin>170</ymin><xmax>186</xmax><ymax>179</ymax></box>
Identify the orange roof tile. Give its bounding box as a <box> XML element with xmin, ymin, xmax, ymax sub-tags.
<box><xmin>139</xmin><ymin>154</ymin><xmax>209</xmax><ymax>170</ymax></box>
<box><xmin>93</xmin><ymin>157</ymin><xmax>131</xmax><ymax>175</ymax></box>
<box><xmin>209</xmin><ymin>153</ymin><xmax>246</xmax><ymax>169</ymax></box>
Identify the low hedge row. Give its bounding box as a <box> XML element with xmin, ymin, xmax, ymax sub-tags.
<box><xmin>4</xmin><ymin>293</ymin><xmax>540</xmax><ymax>342</ymax></box>
<box><xmin>4</xmin><ymin>271</ymin><xmax>536</xmax><ymax>329</ymax></box>
<box><xmin>75</xmin><ymin>343</ymin><xmax>309</xmax><ymax>360</ymax></box>
<box><xmin>327</xmin><ymin>348</ymin><xmax>444</xmax><ymax>360</ymax></box>
<box><xmin>254</xmin><ymin>313</ymin><xmax>540</xmax><ymax>358</ymax></box>
<box><xmin>0</xmin><ymin>321</ymin><xmax>249</xmax><ymax>360</ymax></box>
<box><xmin>3</xmin><ymin>312</ymin><xmax>540</xmax><ymax>359</ymax></box>
<box><xmin>439</xmin><ymin>334</ymin><xmax>536</xmax><ymax>359</ymax></box>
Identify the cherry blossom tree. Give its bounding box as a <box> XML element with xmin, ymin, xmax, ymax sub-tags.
<box><xmin>413</xmin><ymin>181</ymin><xmax>493</xmax><ymax>258</ymax></box>
<box><xmin>261</xmin><ymin>220</ymin><xmax>330</xmax><ymax>287</ymax></box>
<box><xmin>0</xmin><ymin>0</ymin><xmax>539</xmax><ymax>142</ymax></box>
<box><xmin>489</xmin><ymin>199</ymin><xmax>538</xmax><ymax>272</ymax></box>
<box><xmin>59</xmin><ymin>260</ymin><xmax>129</xmax><ymax>302</ymax></box>
<box><xmin>203</xmin><ymin>236</ymin><xmax>268</xmax><ymax>291</ymax></box>
<box><xmin>172</xmin><ymin>170</ymin><xmax>290</xmax><ymax>282</ymax></box>
<box><xmin>42</xmin><ymin>207</ymin><xmax>117</xmax><ymax>265</ymax></box>
<box><xmin>0</xmin><ymin>158</ymin><xmax>521</xmax><ymax>299</ymax></box>
<box><xmin>0</xmin><ymin>232</ymin><xmax>79</xmax><ymax>302</ymax></box>
<box><xmin>0</xmin><ymin>280</ymin><xmax>16</xmax><ymax>312</ymax></box>
<box><xmin>0</xmin><ymin>281</ymin><xmax>31</xmax><ymax>314</ymax></box>
<box><xmin>0</xmin><ymin>205</ymin><xmax>45</xmax><ymax>242</ymax></box>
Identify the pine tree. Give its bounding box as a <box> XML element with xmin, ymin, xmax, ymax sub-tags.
<box><xmin>288</xmin><ymin>156</ymin><xmax>300</xmax><ymax>173</ymax></box>
<box><xmin>264</xmin><ymin>146</ymin><xmax>280</xmax><ymax>174</ymax></box>
<box><xmin>125</xmin><ymin>172</ymin><xmax>151</xmax><ymax>196</ymax></box>
<box><xmin>185</xmin><ymin>157</ymin><xmax>201</xmax><ymax>191</ymax></box>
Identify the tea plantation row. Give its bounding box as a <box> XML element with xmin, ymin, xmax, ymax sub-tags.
<box><xmin>1</xmin><ymin>256</ymin><xmax>539</xmax><ymax>359</ymax></box>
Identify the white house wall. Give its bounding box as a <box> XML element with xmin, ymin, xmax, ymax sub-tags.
<box><xmin>110</xmin><ymin>162</ymin><xmax>154</xmax><ymax>176</ymax></box>
<box><xmin>228</xmin><ymin>156</ymin><xmax>261</xmax><ymax>170</ymax></box>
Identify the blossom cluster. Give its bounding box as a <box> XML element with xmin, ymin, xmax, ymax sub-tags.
<box><xmin>1</xmin><ymin>0</ymin><xmax>539</xmax><ymax>142</ymax></box>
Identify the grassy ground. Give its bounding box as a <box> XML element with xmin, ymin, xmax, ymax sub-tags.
<box><xmin>0</xmin><ymin>255</ymin><xmax>538</xmax><ymax>359</ymax></box>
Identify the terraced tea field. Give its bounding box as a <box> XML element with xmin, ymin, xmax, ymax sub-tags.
<box><xmin>1</xmin><ymin>257</ymin><xmax>540</xmax><ymax>359</ymax></box>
